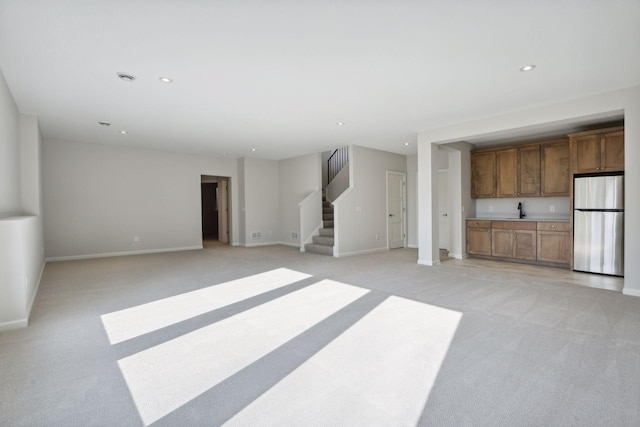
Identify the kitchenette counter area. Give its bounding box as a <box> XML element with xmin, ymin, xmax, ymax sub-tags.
<box><xmin>466</xmin><ymin>217</ymin><xmax>571</xmax><ymax>267</ymax></box>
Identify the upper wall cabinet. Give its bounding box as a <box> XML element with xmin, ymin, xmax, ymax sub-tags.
<box><xmin>540</xmin><ymin>140</ymin><xmax>570</xmax><ymax>196</ymax></box>
<box><xmin>569</xmin><ymin>126</ymin><xmax>624</xmax><ymax>174</ymax></box>
<box><xmin>472</xmin><ymin>138</ymin><xmax>568</xmax><ymax>199</ymax></box>
<box><xmin>471</xmin><ymin>151</ymin><xmax>496</xmax><ymax>198</ymax></box>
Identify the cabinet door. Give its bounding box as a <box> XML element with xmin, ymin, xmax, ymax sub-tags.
<box><xmin>491</xmin><ymin>229</ymin><xmax>514</xmax><ymax>258</ymax></box>
<box><xmin>571</xmin><ymin>134</ymin><xmax>601</xmax><ymax>173</ymax></box>
<box><xmin>513</xmin><ymin>230</ymin><xmax>537</xmax><ymax>260</ymax></box>
<box><xmin>541</xmin><ymin>141</ymin><xmax>570</xmax><ymax>196</ymax></box>
<box><xmin>537</xmin><ymin>231</ymin><xmax>570</xmax><ymax>264</ymax></box>
<box><xmin>601</xmin><ymin>130</ymin><xmax>624</xmax><ymax>172</ymax></box>
<box><xmin>467</xmin><ymin>227</ymin><xmax>492</xmax><ymax>256</ymax></box>
<box><xmin>471</xmin><ymin>151</ymin><xmax>496</xmax><ymax>198</ymax></box>
<box><xmin>519</xmin><ymin>145</ymin><xmax>541</xmax><ymax>197</ymax></box>
<box><xmin>496</xmin><ymin>148</ymin><xmax>518</xmax><ymax>197</ymax></box>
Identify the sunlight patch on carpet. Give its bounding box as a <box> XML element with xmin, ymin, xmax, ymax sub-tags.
<box><xmin>225</xmin><ymin>296</ymin><xmax>462</xmax><ymax>427</ymax></box>
<box><xmin>101</xmin><ymin>268</ymin><xmax>311</xmax><ymax>344</ymax></box>
<box><xmin>117</xmin><ymin>279</ymin><xmax>368</xmax><ymax>426</ymax></box>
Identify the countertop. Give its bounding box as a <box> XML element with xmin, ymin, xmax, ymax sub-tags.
<box><xmin>467</xmin><ymin>217</ymin><xmax>570</xmax><ymax>222</ymax></box>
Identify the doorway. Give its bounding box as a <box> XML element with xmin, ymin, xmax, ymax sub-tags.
<box><xmin>387</xmin><ymin>171</ymin><xmax>406</xmax><ymax>249</ymax></box>
<box><xmin>438</xmin><ymin>170</ymin><xmax>449</xmax><ymax>251</ymax></box>
<box><xmin>201</xmin><ymin>175</ymin><xmax>230</xmax><ymax>247</ymax></box>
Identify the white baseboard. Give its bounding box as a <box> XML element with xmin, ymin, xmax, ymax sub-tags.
<box><xmin>448</xmin><ymin>252</ymin><xmax>466</xmax><ymax>260</ymax></box>
<box><xmin>45</xmin><ymin>246</ymin><xmax>203</xmax><ymax>262</ymax></box>
<box><xmin>407</xmin><ymin>244</ymin><xmax>418</xmax><ymax>249</ymax></box>
<box><xmin>622</xmin><ymin>287</ymin><xmax>640</xmax><ymax>297</ymax></box>
<box><xmin>335</xmin><ymin>247</ymin><xmax>387</xmax><ymax>258</ymax></box>
<box><xmin>0</xmin><ymin>318</ymin><xmax>28</xmax><ymax>332</ymax></box>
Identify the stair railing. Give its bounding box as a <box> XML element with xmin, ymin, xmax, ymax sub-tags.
<box><xmin>327</xmin><ymin>146</ymin><xmax>348</xmax><ymax>186</ymax></box>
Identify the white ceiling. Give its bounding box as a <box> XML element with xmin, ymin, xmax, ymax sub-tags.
<box><xmin>1</xmin><ymin>0</ymin><xmax>639</xmax><ymax>159</ymax></box>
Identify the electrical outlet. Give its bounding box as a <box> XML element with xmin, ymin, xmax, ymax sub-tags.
<box><xmin>549</xmin><ymin>205</ymin><xmax>555</xmax><ymax>212</ymax></box>
<box><xmin>489</xmin><ymin>205</ymin><xmax>493</xmax><ymax>212</ymax></box>
<box><xmin>375</xmin><ymin>234</ymin><xmax>379</xmax><ymax>240</ymax></box>
<box><xmin>134</xmin><ymin>235</ymin><xmax>140</xmax><ymax>242</ymax></box>
<box><xmin>292</xmin><ymin>232</ymin><xmax>298</xmax><ymax>238</ymax></box>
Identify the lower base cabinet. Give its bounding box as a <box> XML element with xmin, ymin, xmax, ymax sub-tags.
<box><xmin>467</xmin><ymin>220</ymin><xmax>569</xmax><ymax>267</ymax></box>
<box><xmin>536</xmin><ymin>222</ymin><xmax>571</xmax><ymax>264</ymax></box>
<box><xmin>491</xmin><ymin>221</ymin><xmax>537</xmax><ymax>261</ymax></box>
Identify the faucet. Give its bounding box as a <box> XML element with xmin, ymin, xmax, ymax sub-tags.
<box><xmin>517</xmin><ymin>202</ymin><xmax>525</xmax><ymax>219</ymax></box>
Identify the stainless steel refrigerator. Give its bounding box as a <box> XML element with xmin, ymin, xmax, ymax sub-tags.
<box><xmin>573</xmin><ymin>174</ymin><xmax>624</xmax><ymax>276</ymax></box>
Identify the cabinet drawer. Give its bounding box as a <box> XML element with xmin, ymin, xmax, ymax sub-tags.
<box><xmin>491</xmin><ymin>221</ymin><xmax>536</xmax><ymax>231</ymax></box>
<box><xmin>537</xmin><ymin>221</ymin><xmax>570</xmax><ymax>232</ymax></box>
<box><xmin>467</xmin><ymin>220</ymin><xmax>491</xmax><ymax>228</ymax></box>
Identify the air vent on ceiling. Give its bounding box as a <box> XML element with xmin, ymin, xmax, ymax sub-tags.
<box><xmin>117</xmin><ymin>72</ymin><xmax>136</xmax><ymax>82</ymax></box>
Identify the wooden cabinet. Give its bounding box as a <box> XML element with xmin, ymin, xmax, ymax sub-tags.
<box><xmin>467</xmin><ymin>220</ymin><xmax>492</xmax><ymax>256</ymax></box>
<box><xmin>491</xmin><ymin>221</ymin><xmax>536</xmax><ymax>261</ymax></box>
<box><xmin>540</xmin><ymin>140</ymin><xmax>570</xmax><ymax>196</ymax></box>
<box><xmin>495</xmin><ymin>146</ymin><xmax>540</xmax><ymax>197</ymax></box>
<box><xmin>467</xmin><ymin>219</ymin><xmax>570</xmax><ymax>267</ymax></box>
<box><xmin>536</xmin><ymin>222</ymin><xmax>570</xmax><ymax>264</ymax></box>
<box><xmin>519</xmin><ymin>145</ymin><xmax>541</xmax><ymax>197</ymax></box>
<box><xmin>569</xmin><ymin>127</ymin><xmax>624</xmax><ymax>174</ymax></box>
<box><xmin>471</xmin><ymin>151</ymin><xmax>496</xmax><ymax>198</ymax></box>
<box><xmin>496</xmin><ymin>148</ymin><xmax>518</xmax><ymax>197</ymax></box>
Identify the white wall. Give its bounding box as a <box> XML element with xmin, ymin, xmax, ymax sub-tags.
<box><xmin>0</xmin><ymin>69</ymin><xmax>45</xmax><ymax>330</ymax></box>
<box><xmin>0</xmin><ymin>69</ymin><xmax>20</xmax><ymax>213</ymax></box>
<box><xmin>240</xmin><ymin>157</ymin><xmax>280</xmax><ymax>246</ymax></box>
<box><xmin>43</xmin><ymin>140</ymin><xmax>239</xmax><ymax>259</ymax></box>
<box><xmin>237</xmin><ymin>158</ymin><xmax>246</xmax><ymax>246</ymax></box>
<box><xmin>334</xmin><ymin>145</ymin><xmax>407</xmax><ymax>256</ymax></box>
<box><xmin>406</xmin><ymin>155</ymin><xmax>418</xmax><ymax>248</ymax></box>
<box><xmin>418</xmin><ymin>85</ymin><xmax>640</xmax><ymax>295</ymax></box>
<box><xmin>279</xmin><ymin>153</ymin><xmax>321</xmax><ymax>246</ymax></box>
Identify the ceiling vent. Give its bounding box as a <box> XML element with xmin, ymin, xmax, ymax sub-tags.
<box><xmin>116</xmin><ymin>72</ymin><xmax>136</xmax><ymax>82</ymax></box>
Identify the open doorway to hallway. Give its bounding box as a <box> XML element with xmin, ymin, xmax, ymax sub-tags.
<box><xmin>201</xmin><ymin>175</ymin><xmax>230</xmax><ymax>248</ymax></box>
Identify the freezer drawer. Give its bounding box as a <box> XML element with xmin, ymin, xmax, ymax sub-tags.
<box><xmin>573</xmin><ymin>211</ymin><xmax>624</xmax><ymax>276</ymax></box>
<box><xmin>574</xmin><ymin>175</ymin><xmax>623</xmax><ymax>210</ymax></box>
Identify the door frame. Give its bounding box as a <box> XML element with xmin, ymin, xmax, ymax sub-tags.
<box><xmin>386</xmin><ymin>170</ymin><xmax>407</xmax><ymax>249</ymax></box>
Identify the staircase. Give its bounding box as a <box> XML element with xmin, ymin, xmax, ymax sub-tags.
<box><xmin>304</xmin><ymin>195</ymin><xmax>334</xmax><ymax>256</ymax></box>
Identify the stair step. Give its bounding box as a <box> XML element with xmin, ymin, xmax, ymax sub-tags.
<box><xmin>323</xmin><ymin>201</ymin><xmax>331</xmax><ymax>207</ymax></box>
<box><xmin>305</xmin><ymin>243</ymin><xmax>333</xmax><ymax>256</ymax></box>
<box><xmin>323</xmin><ymin>213</ymin><xmax>334</xmax><ymax>221</ymax></box>
<box><xmin>319</xmin><ymin>228</ymin><xmax>334</xmax><ymax>237</ymax></box>
<box><xmin>323</xmin><ymin>207</ymin><xmax>333</xmax><ymax>214</ymax></box>
<box><xmin>312</xmin><ymin>235</ymin><xmax>334</xmax><ymax>246</ymax></box>
<box><xmin>323</xmin><ymin>220</ymin><xmax>334</xmax><ymax>228</ymax></box>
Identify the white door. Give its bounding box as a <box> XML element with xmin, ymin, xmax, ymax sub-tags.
<box><xmin>387</xmin><ymin>172</ymin><xmax>406</xmax><ymax>249</ymax></box>
<box><xmin>218</xmin><ymin>178</ymin><xmax>229</xmax><ymax>243</ymax></box>
<box><xmin>438</xmin><ymin>170</ymin><xmax>449</xmax><ymax>250</ymax></box>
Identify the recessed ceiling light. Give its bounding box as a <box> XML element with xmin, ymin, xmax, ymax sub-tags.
<box><xmin>336</xmin><ymin>122</ymin><xmax>345</xmax><ymax>126</ymax></box>
<box><xmin>159</xmin><ymin>76</ymin><xmax>173</xmax><ymax>83</ymax></box>
<box><xmin>120</xmin><ymin>130</ymin><xmax>127</xmax><ymax>134</ymax></box>
<box><xmin>251</xmin><ymin>148</ymin><xmax>257</xmax><ymax>152</ymax></box>
<box><xmin>116</xmin><ymin>72</ymin><xmax>136</xmax><ymax>82</ymax></box>
<box><xmin>98</xmin><ymin>121</ymin><xmax>111</xmax><ymax>126</ymax></box>
<box><xmin>404</xmin><ymin>142</ymin><xmax>410</xmax><ymax>146</ymax></box>
<box><xmin>520</xmin><ymin>65</ymin><xmax>536</xmax><ymax>72</ymax></box>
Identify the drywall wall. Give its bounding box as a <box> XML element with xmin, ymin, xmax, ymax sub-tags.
<box><xmin>0</xmin><ymin>72</ymin><xmax>45</xmax><ymax>330</ymax></box>
<box><xmin>0</xmin><ymin>69</ymin><xmax>20</xmax><ymax>213</ymax></box>
<box><xmin>406</xmin><ymin>155</ymin><xmax>417</xmax><ymax>248</ymax></box>
<box><xmin>334</xmin><ymin>145</ymin><xmax>407</xmax><ymax>256</ymax></box>
<box><xmin>278</xmin><ymin>153</ymin><xmax>321</xmax><ymax>246</ymax></box>
<box><xmin>20</xmin><ymin>115</ymin><xmax>43</xmax><ymax>215</ymax></box>
<box><xmin>240</xmin><ymin>157</ymin><xmax>280</xmax><ymax>246</ymax></box>
<box><xmin>43</xmin><ymin>140</ymin><xmax>239</xmax><ymax>259</ymax></box>
<box><xmin>418</xmin><ymin>85</ymin><xmax>640</xmax><ymax>295</ymax></box>
<box><xmin>237</xmin><ymin>158</ymin><xmax>246</xmax><ymax>246</ymax></box>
